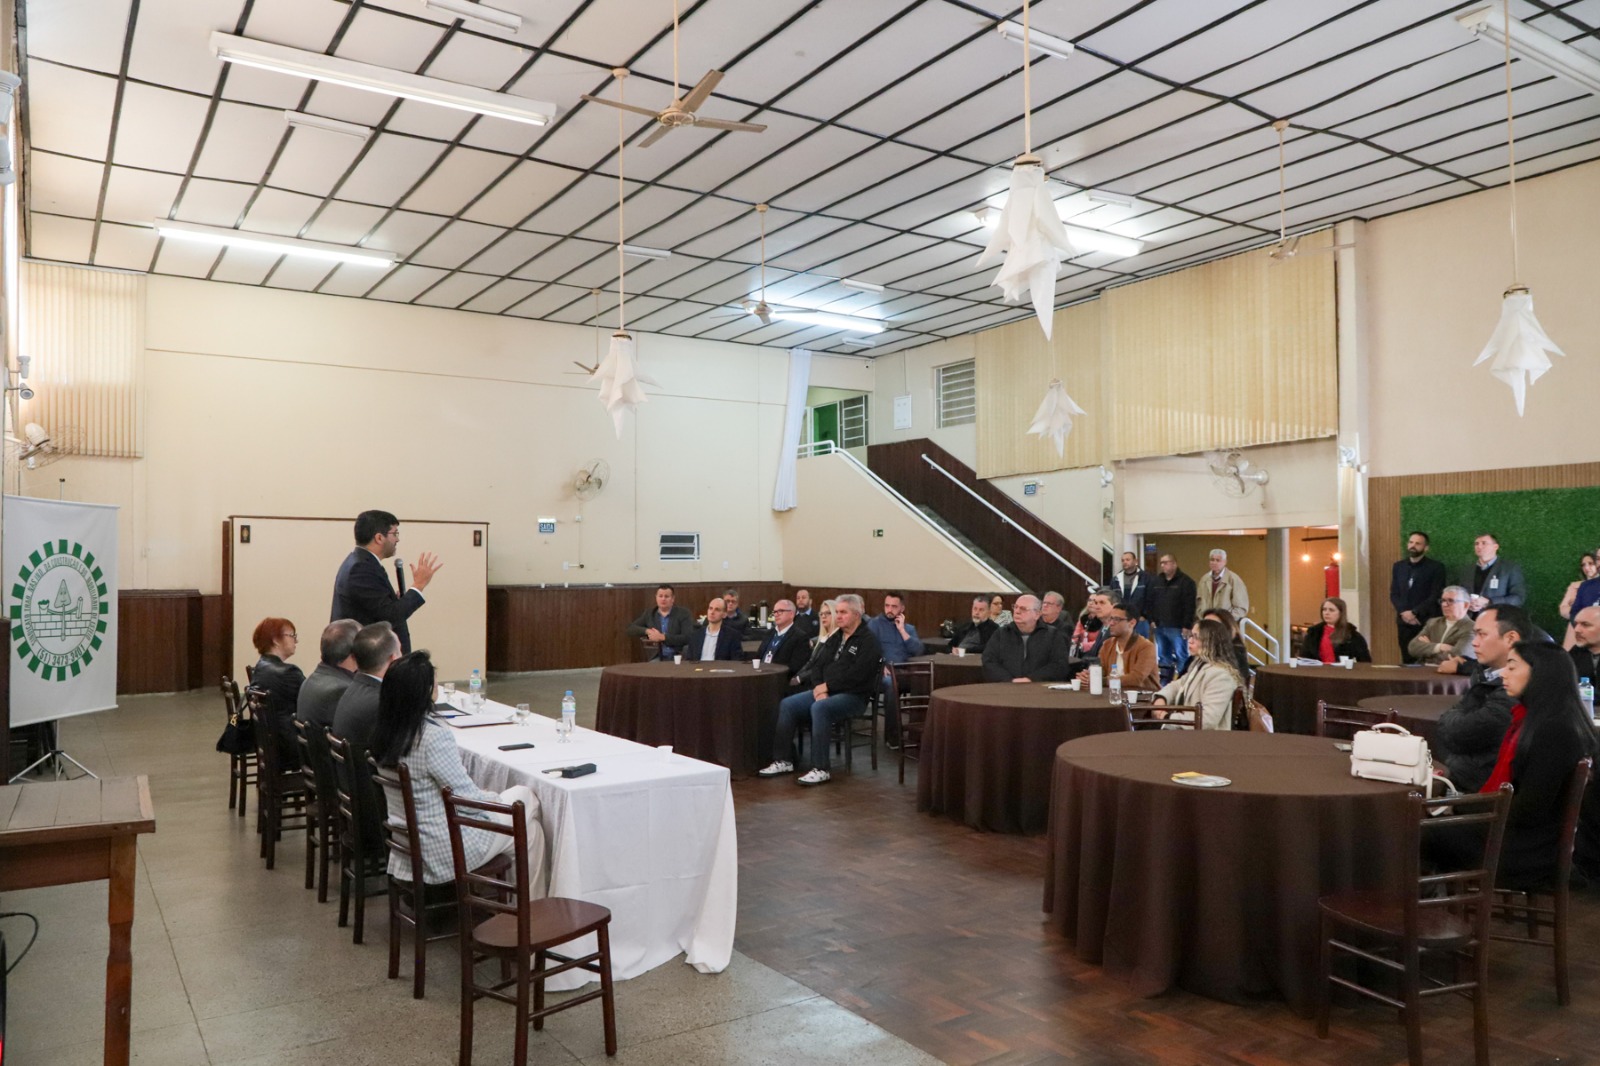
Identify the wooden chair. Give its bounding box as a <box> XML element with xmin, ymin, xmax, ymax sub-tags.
<box><xmin>221</xmin><ymin>675</ymin><xmax>255</xmax><ymax>818</ymax></box>
<box><xmin>329</xmin><ymin>733</ymin><xmax>387</xmax><ymax>943</ymax></box>
<box><xmin>1315</xmin><ymin>784</ymin><xmax>1514</xmax><ymax>1066</ymax></box>
<box><xmin>370</xmin><ymin>759</ymin><xmax>510</xmax><ymax>999</ymax></box>
<box><xmin>296</xmin><ymin>720</ymin><xmax>342</xmax><ymax>900</ymax></box>
<box><xmin>444</xmin><ymin>788</ymin><xmax>617</xmax><ymax>1064</ymax></box>
<box><xmin>1316</xmin><ymin>700</ymin><xmax>1395</xmax><ymax>740</ymax></box>
<box><xmin>250</xmin><ymin>687</ymin><xmax>311</xmax><ymax>871</ymax></box>
<box><xmin>888</xmin><ymin>661</ymin><xmax>933</xmax><ymax>785</ymax></box>
<box><xmin>1491</xmin><ymin>756</ymin><xmax>1593</xmax><ymax>1005</ymax></box>
<box><xmin>1128</xmin><ymin>704</ymin><xmax>1203</xmax><ymax>730</ymax></box>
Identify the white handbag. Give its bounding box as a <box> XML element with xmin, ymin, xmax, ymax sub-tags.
<box><xmin>1349</xmin><ymin>723</ymin><xmax>1431</xmax><ymax>788</ymax></box>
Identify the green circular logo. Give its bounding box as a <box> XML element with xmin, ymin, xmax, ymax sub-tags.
<box><xmin>9</xmin><ymin>539</ymin><xmax>108</xmax><ymax>681</ymax></box>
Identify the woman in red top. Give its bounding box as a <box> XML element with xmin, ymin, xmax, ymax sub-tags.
<box><xmin>1297</xmin><ymin>597</ymin><xmax>1371</xmax><ymax>664</ymax></box>
<box><xmin>1426</xmin><ymin>641</ymin><xmax>1597</xmax><ymax>886</ymax></box>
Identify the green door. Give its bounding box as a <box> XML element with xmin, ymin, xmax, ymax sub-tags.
<box><xmin>812</xmin><ymin>403</ymin><xmax>840</xmax><ymax>448</ymax></box>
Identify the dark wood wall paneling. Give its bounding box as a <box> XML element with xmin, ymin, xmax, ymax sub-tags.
<box><xmin>867</xmin><ymin>438</ymin><xmax>1101</xmax><ymax>617</ymax></box>
<box><xmin>1366</xmin><ymin>460</ymin><xmax>1600</xmax><ymax>665</ymax></box>
<box><xmin>487</xmin><ymin>583</ymin><xmax>996</xmax><ymax>672</ymax></box>
<box><xmin>117</xmin><ymin>590</ymin><xmax>227</xmax><ymax>694</ymax></box>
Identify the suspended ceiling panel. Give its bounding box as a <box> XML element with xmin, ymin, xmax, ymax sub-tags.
<box><xmin>18</xmin><ymin>0</ymin><xmax>1600</xmax><ymax>357</ymax></box>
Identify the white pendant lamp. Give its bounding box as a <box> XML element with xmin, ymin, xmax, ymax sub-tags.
<box><xmin>1473</xmin><ymin>0</ymin><xmax>1565</xmax><ymax>415</ymax></box>
<box><xmin>1027</xmin><ymin>378</ymin><xmax>1086</xmax><ymax>458</ymax></box>
<box><xmin>976</xmin><ymin>0</ymin><xmax>1074</xmax><ymax>340</ymax></box>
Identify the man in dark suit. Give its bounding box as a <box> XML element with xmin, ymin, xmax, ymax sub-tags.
<box><xmin>330</xmin><ymin>622</ymin><xmax>402</xmax><ymax>753</ymax></box>
<box><xmin>951</xmin><ymin>595</ymin><xmax>998</xmax><ymax>653</ymax></box>
<box><xmin>721</xmin><ymin>589</ymin><xmax>749</xmax><ymax>636</ymax></box>
<box><xmin>982</xmin><ymin>595</ymin><xmax>1072</xmax><ymax>682</ymax></box>
<box><xmin>686</xmin><ymin>597</ymin><xmax>743</xmax><ymax>662</ymax></box>
<box><xmin>1390</xmin><ymin>530</ymin><xmax>1447</xmax><ymax>663</ymax></box>
<box><xmin>1465</xmin><ymin>532</ymin><xmax>1527</xmax><ymax>616</ymax></box>
<box><xmin>330</xmin><ymin>509</ymin><xmax>441</xmax><ymax>655</ymax></box>
<box><xmin>296</xmin><ymin>618</ymin><xmax>360</xmax><ymax>728</ymax></box>
<box><xmin>793</xmin><ymin>588</ymin><xmax>820</xmax><ymax>639</ymax></box>
<box><xmin>626</xmin><ymin>584</ymin><xmax>695</xmax><ymax>659</ymax></box>
<box><xmin>758</xmin><ymin>600</ymin><xmax>813</xmax><ymax>682</ymax></box>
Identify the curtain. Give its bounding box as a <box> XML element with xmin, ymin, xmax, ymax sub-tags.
<box><xmin>772</xmin><ymin>347</ymin><xmax>811</xmax><ymax>511</ymax></box>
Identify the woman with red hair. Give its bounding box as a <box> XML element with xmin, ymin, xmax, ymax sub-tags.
<box><xmin>251</xmin><ymin>616</ymin><xmax>306</xmax><ymax>768</ymax></box>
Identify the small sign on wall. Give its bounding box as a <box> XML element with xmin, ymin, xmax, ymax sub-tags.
<box><xmin>537</xmin><ymin>517</ymin><xmax>557</xmax><ymax>535</ymax></box>
<box><xmin>1023</xmin><ymin>481</ymin><xmax>1040</xmax><ymax>497</ymax></box>
<box><xmin>892</xmin><ymin>394</ymin><xmax>912</xmax><ymax>431</ymax></box>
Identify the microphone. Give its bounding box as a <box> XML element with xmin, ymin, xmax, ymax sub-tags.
<box><xmin>394</xmin><ymin>557</ymin><xmax>406</xmax><ymax>594</ymax></box>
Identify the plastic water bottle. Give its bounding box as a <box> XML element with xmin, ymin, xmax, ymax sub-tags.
<box><xmin>1581</xmin><ymin>677</ymin><xmax>1596</xmax><ymax>723</ymax></box>
<box><xmin>469</xmin><ymin>669</ymin><xmax>483</xmax><ymax>707</ymax></box>
<box><xmin>561</xmin><ymin>690</ymin><xmax>577</xmax><ymax>740</ymax></box>
<box><xmin>1109</xmin><ymin>654</ymin><xmax>1124</xmax><ymax>704</ymax></box>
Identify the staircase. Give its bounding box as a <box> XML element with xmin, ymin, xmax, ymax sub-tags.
<box><xmin>915</xmin><ymin>505</ymin><xmax>1029</xmax><ymax>591</ymax></box>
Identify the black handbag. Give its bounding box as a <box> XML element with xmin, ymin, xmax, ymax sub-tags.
<box><xmin>215</xmin><ymin>701</ymin><xmax>255</xmax><ymax>755</ymax></box>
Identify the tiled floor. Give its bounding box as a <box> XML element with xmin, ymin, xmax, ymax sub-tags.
<box><xmin>2</xmin><ymin>672</ymin><xmax>937</xmax><ymax>1066</ymax></box>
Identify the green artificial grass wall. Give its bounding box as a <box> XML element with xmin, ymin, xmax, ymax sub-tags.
<box><xmin>1400</xmin><ymin>486</ymin><xmax>1600</xmax><ymax>639</ymax></box>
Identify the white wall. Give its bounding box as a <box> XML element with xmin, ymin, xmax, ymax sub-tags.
<box><xmin>778</xmin><ymin>452</ymin><xmax>1014</xmax><ymax>592</ymax></box>
<box><xmin>1365</xmin><ymin>161</ymin><xmax>1600</xmax><ymax>477</ymax></box>
<box><xmin>868</xmin><ymin>334</ymin><xmax>978</xmax><ymax>466</ymax></box>
<box><xmin>989</xmin><ymin>467</ymin><xmax>1109</xmax><ymax>559</ymax></box>
<box><xmin>1118</xmin><ymin>439</ymin><xmax>1341</xmax><ymax>535</ymax></box>
<box><xmin>21</xmin><ymin>275</ymin><xmax>877</xmax><ymax>593</ymax></box>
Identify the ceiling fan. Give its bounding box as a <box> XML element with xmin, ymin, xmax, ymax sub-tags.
<box><xmin>1266</xmin><ymin>119</ymin><xmax>1353</xmax><ymax>264</ymax></box>
<box><xmin>580</xmin><ymin>0</ymin><xmax>767</xmax><ymax>148</ymax></box>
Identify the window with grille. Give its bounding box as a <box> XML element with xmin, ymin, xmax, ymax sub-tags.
<box><xmin>936</xmin><ymin>360</ymin><xmax>977</xmax><ymax>427</ymax></box>
<box><xmin>658</xmin><ymin>532</ymin><xmax>700</xmax><ymax>562</ymax></box>
<box><xmin>840</xmin><ymin>395</ymin><xmax>868</xmax><ymax>449</ymax></box>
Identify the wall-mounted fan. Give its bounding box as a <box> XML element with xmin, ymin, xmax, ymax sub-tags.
<box><xmin>6</xmin><ymin>422</ymin><xmax>83</xmax><ymax>470</ymax></box>
<box><xmin>1207</xmin><ymin>451</ymin><xmax>1270</xmax><ymax>497</ymax></box>
<box><xmin>573</xmin><ymin>459</ymin><xmax>611</xmax><ymax>501</ymax></box>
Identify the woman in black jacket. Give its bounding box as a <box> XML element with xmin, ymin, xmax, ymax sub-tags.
<box><xmin>1427</xmin><ymin>641</ymin><xmax>1598</xmax><ymax>887</ymax></box>
<box><xmin>250</xmin><ymin>616</ymin><xmax>306</xmax><ymax>769</ymax></box>
<box><xmin>1299</xmin><ymin>597</ymin><xmax>1372</xmax><ymax>664</ymax></box>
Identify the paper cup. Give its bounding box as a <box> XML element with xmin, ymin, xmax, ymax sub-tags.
<box><xmin>1287</xmin><ymin>659</ymin><xmax>1299</xmax><ymax>669</ymax></box>
<box><xmin>657</xmin><ymin>745</ymin><xmax>673</xmax><ymax>761</ymax></box>
<box><xmin>673</xmin><ymin>654</ymin><xmax>683</xmax><ymax>665</ymax></box>
<box><xmin>751</xmin><ymin>659</ymin><xmax>761</xmax><ymax>669</ymax></box>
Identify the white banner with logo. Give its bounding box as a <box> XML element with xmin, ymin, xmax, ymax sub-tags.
<box><xmin>4</xmin><ymin>496</ymin><xmax>119</xmax><ymax>725</ymax></box>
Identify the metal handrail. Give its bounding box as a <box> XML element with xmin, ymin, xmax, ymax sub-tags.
<box><xmin>1240</xmin><ymin>617</ymin><xmax>1281</xmax><ymax>665</ymax></box>
<box><xmin>919</xmin><ymin>454</ymin><xmax>1098</xmax><ymax>593</ymax></box>
<box><xmin>796</xmin><ymin>441</ymin><xmax>1019</xmax><ymax>592</ymax></box>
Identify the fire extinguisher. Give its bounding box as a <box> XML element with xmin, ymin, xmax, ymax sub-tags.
<box><xmin>1324</xmin><ymin>561</ymin><xmax>1341</xmax><ymax>598</ymax></box>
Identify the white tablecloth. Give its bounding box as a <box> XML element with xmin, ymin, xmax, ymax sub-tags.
<box><xmin>446</xmin><ymin>696</ymin><xmax>736</xmax><ymax>990</ymax></box>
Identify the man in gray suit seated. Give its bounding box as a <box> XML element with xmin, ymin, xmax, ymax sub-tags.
<box><xmin>331</xmin><ymin>622</ymin><xmax>402</xmax><ymax>753</ymax></box>
<box><xmin>296</xmin><ymin>618</ymin><xmax>360</xmax><ymax>728</ymax></box>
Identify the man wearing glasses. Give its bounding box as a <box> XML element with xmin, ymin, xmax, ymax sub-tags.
<box><xmin>330</xmin><ymin>509</ymin><xmax>442</xmax><ymax>655</ymax></box>
<box><xmin>1390</xmin><ymin>530</ymin><xmax>1446</xmax><ymax>663</ymax></box>
<box><xmin>758</xmin><ymin>600</ymin><xmax>812</xmax><ymax>683</ymax></box>
<box><xmin>1410</xmin><ymin>587</ymin><xmax>1474</xmax><ymax>667</ymax></box>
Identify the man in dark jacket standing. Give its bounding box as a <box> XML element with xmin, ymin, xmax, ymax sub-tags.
<box><xmin>1145</xmin><ymin>554</ymin><xmax>1197</xmax><ymax>683</ymax></box>
<box><xmin>1434</xmin><ymin>605</ymin><xmax>1530</xmax><ymax>792</ymax></box>
<box><xmin>1390</xmin><ymin>530</ymin><xmax>1447</xmax><ymax>663</ymax></box>
<box><xmin>759</xmin><ymin>594</ymin><xmax>882</xmax><ymax>787</ymax></box>
<box><xmin>330</xmin><ymin>509</ymin><xmax>441</xmax><ymax>655</ymax></box>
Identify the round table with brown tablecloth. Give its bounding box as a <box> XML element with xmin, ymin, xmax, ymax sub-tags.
<box><xmin>1043</xmin><ymin>730</ymin><xmax>1413</xmax><ymax>1012</ymax></box>
<box><xmin>1356</xmin><ymin>693</ymin><xmax>1459</xmax><ymax>743</ymax></box>
<box><xmin>917</xmin><ymin>683</ymin><xmax>1132</xmax><ymax>834</ymax></box>
<box><xmin>1251</xmin><ymin>663</ymin><xmax>1470</xmax><ymax>736</ymax></box>
<box><xmin>594</xmin><ymin>660</ymin><xmax>792</xmax><ymax>775</ymax></box>
<box><xmin>913</xmin><ymin>652</ymin><xmax>985</xmax><ymax>690</ymax></box>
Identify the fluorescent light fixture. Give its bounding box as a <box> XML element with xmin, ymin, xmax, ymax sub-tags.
<box><xmin>751</xmin><ymin>306</ymin><xmax>884</xmax><ymax>335</ymax></box>
<box><xmin>1085</xmin><ymin>189</ymin><xmax>1133</xmax><ymax>208</ymax></box>
<box><xmin>1064</xmin><ymin>224</ymin><xmax>1143</xmax><ymax>258</ymax></box>
<box><xmin>424</xmin><ymin>0</ymin><xmax>522</xmax><ymax>32</ymax></box>
<box><xmin>839</xmin><ymin>338</ymin><xmax>876</xmax><ymax>348</ymax></box>
<box><xmin>995</xmin><ymin>21</ymin><xmax>1076</xmax><ymax>62</ymax></box>
<box><xmin>620</xmin><ymin>244</ymin><xmax>671</xmax><ymax>260</ymax></box>
<box><xmin>210</xmin><ymin>32</ymin><xmax>557</xmax><ymax>126</ymax></box>
<box><xmin>284</xmin><ymin>110</ymin><xmax>372</xmax><ymax>139</ymax></box>
<box><xmin>1456</xmin><ymin>6</ymin><xmax>1600</xmax><ymax>96</ymax></box>
<box><xmin>152</xmin><ymin>219</ymin><xmax>397</xmax><ymax>268</ymax></box>
<box><xmin>838</xmin><ymin>277</ymin><xmax>885</xmax><ymax>293</ymax></box>
<box><xmin>974</xmin><ymin>206</ymin><xmax>996</xmax><ymax>228</ymax></box>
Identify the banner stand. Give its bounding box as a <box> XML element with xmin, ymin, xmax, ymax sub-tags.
<box><xmin>7</xmin><ymin>717</ymin><xmax>96</xmax><ymax>782</ymax></box>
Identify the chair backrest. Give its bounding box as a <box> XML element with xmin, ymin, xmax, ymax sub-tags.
<box><xmin>330</xmin><ymin>733</ymin><xmax>380</xmax><ymax>854</ymax></box>
<box><xmin>1412</xmin><ymin>784</ymin><xmax>1514</xmax><ymax>941</ymax></box>
<box><xmin>293</xmin><ymin>719</ymin><xmax>316</xmax><ymax>794</ymax></box>
<box><xmin>888</xmin><ymin>661</ymin><xmax>933</xmax><ymax>713</ymax></box>
<box><xmin>443</xmin><ymin>788</ymin><xmax>532</xmax><ymax>947</ymax></box>
<box><xmin>371</xmin><ymin>757</ymin><xmax>428</xmax><ymax>893</ymax></box>
<box><xmin>1556</xmin><ymin>758</ymin><xmax>1594</xmax><ymax>888</ymax></box>
<box><xmin>245</xmin><ymin>663</ymin><xmax>255</xmax><ymax>682</ymax></box>
<box><xmin>301</xmin><ymin>720</ymin><xmax>341</xmax><ymax>817</ymax></box>
<box><xmin>1316</xmin><ymin>700</ymin><xmax>1394</xmax><ymax>740</ymax></box>
<box><xmin>248</xmin><ymin>687</ymin><xmax>280</xmax><ymax>775</ymax></box>
<box><xmin>221</xmin><ymin>675</ymin><xmax>241</xmax><ymax>718</ymax></box>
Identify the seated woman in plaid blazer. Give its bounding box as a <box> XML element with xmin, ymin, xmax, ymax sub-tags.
<box><xmin>370</xmin><ymin>651</ymin><xmax>546</xmax><ymax>892</ymax></box>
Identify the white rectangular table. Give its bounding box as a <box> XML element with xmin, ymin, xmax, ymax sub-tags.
<box><xmin>444</xmin><ymin>695</ymin><xmax>736</xmax><ymax>990</ymax></box>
